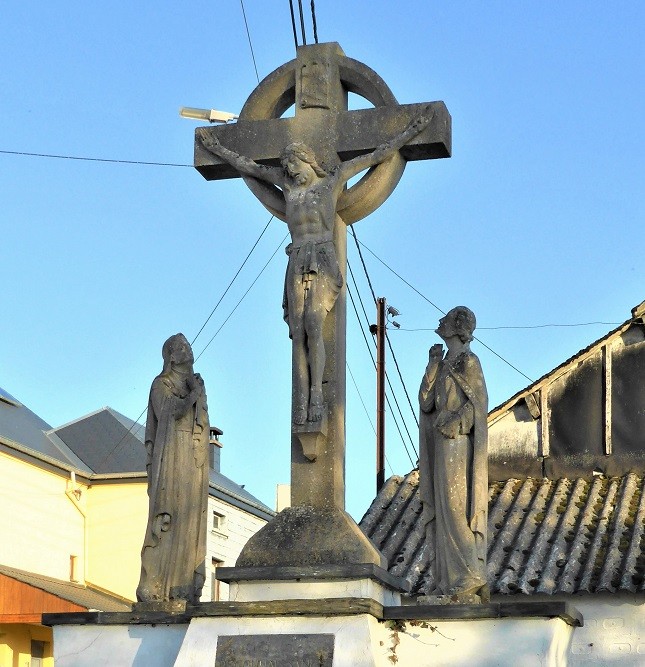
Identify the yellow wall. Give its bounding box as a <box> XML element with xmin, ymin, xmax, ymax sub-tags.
<box><xmin>0</xmin><ymin>624</ymin><xmax>53</xmax><ymax>667</ymax></box>
<box><xmin>0</xmin><ymin>451</ymin><xmax>87</xmax><ymax>584</ymax></box>
<box><xmin>86</xmin><ymin>480</ymin><xmax>148</xmax><ymax>600</ymax></box>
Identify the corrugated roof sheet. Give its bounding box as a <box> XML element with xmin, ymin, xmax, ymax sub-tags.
<box><xmin>0</xmin><ymin>564</ymin><xmax>132</xmax><ymax>611</ymax></box>
<box><xmin>359</xmin><ymin>470</ymin><xmax>645</xmax><ymax>597</ymax></box>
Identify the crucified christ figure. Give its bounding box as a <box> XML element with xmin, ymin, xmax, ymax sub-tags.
<box><xmin>198</xmin><ymin>107</ymin><xmax>432</xmax><ymax>426</ymax></box>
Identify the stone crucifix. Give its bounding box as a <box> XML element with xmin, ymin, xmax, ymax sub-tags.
<box><xmin>195</xmin><ymin>43</ymin><xmax>450</xmax><ymax>566</ymax></box>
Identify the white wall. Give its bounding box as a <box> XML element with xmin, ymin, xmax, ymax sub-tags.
<box><xmin>556</xmin><ymin>594</ymin><xmax>645</xmax><ymax>665</ymax></box>
<box><xmin>203</xmin><ymin>495</ymin><xmax>268</xmax><ymax>601</ymax></box>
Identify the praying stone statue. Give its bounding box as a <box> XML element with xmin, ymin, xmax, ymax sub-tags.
<box><xmin>136</xmin><ymin>333</ymin><xmax>209</xmax><ymax>606</ymax></box>
<box><xmin>418</xmin><ymin>307</ymin><xmax>489</xmax><ymax>602</ymax></box>
<box><xmin>198</xmin><ymin>111</ymin><xmax>431</xmax><ymax>427</ymax></box>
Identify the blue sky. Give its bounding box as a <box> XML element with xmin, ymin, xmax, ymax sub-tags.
<box><xmin>2</xmin><ymin>2</ymin><xmax>644</xmax><ymax>519</ymax></box>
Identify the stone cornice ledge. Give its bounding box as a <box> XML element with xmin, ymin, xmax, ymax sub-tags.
<box><xmin>384</xmin><ymin>601</ymin><xmax>583</xmax><ymax>627</ymax></box>
<box><xmin>216</xmin><ymin>563</ymin><xmax>410</xmax><ymax>592</ymax></box>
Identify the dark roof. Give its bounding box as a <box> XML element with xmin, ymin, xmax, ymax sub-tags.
<box><xmin>0</xmin><ymin>564</ymin><xmax>132</xmax><ymax>611</ymax></box>
<box><xmin>489</xmin><ymin>300</ymin><xmax>644</xmax><ymax>421</ymax></box>
<box><xmin>210</xmin><ymin>469</ymin><xmax>275</xmax><ymax>520</ymax></box>
<box><xmin>360</xmin><ymin>470</ymin><xmax>645</xmax><ymax>597</ymax></box>
<box><xmin>0</xmin><ymin>390</ymin><xmax>91</xmax><ymax>472</ymax></box>
<box><xmin>50</xmin><ymin>407</ymin><xmax>146</xmax><ymax>474</ymax></box>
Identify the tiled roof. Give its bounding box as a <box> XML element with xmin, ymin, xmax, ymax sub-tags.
<box><xmin>0</xmin><ymin>564</ymin><xmax>132</xmax><ymax>611</ymax></box>
<box><xmin>359</xmin><ymin>470</ymin><xmax>645</xmax><ymax>597</ymax></box>
<box><xmin>50</xmin><ymin>407</ymin><xmax>147</xmax><ymax>474</ymax></box>
<box><xmin>0</xmin><ymin>393</ymin><xmax>92</xmax><ymax>473</ymax></box>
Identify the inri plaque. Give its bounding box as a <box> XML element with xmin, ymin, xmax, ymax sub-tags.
<box><xmin>214</xmin><ymin>634</ymin><xmax>334</xmax><ymax>666</ymax></box>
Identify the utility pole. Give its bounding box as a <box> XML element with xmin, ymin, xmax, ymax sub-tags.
<box><xmin>375</xmin><ymin>297</ymin><xmax>386</xmax><ymax>492</ymax></box>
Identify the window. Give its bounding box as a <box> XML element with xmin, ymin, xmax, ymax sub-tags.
<box><xmin>212</xmin><ymin>511</ymin><xmax>226</xmax><ymax>533</ymax></box>
<box><xmin>69</xmin><ymin>555</ymin><xmax>79</xmax><ymax>582</ymax></box>
<box><xmin>31</xmin><ymin>640</ymin><xmax>46</xmax><ymax>667</ymax></box>
<box><xmin>211</xmin><ymin>558</ymin><xmax>224</xmax><ymax>601</ymax></box>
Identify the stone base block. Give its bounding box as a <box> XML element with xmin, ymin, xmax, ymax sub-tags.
<box><xmin>46</xmin><ymin>601</ymin><xmax>581</xmax><ymax>666</ymax></box>
<box><xmin>218</xmin><ymin>563</ymin><xmax>409</xmax><ymax>607</ymax></box>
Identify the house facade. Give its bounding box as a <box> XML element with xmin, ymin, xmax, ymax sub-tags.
<box><xmin>0</xmin><ymin>392</ymin><xmax>273</xmax><ymax>666</ymax></box>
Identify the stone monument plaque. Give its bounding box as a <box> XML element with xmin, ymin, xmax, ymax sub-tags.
<box><xmin>214</xmin><ymin>634</ymin><xmax>334</xmax><ymax>666</ymax></box>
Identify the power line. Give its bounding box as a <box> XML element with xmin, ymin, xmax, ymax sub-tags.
<box><xmin>0</xmin><ymin>149</ymin><xmax>191</xmax><ymax>168</ymax></box>
<box><xmin>297</xmin><ymin>0</ymin><xmax>307</xmax><ymax>45</ymax></box>
<box><xmin>349</xmin><ymin>230</ymin><xmax>419</xmax><ymax>451</ymax></box>
<box><xmin>310</xmin><ymin>0</ymin><xmax>319</xmax><ymax>43</ymax></box>
<box><xmin>194</xmin><ymin>233</ymin><xmax>289</xmax><ymax>362</ymax></box>
<box><xmin>288</xmin><ymin>0</ymin><xmax>299</xmax><ymax>49</ymax></box>
<box><xmin>98</xmin><ymin>222</ymin><xmax>286</xmax><ymax>467</ymax></box>
<box><xmin>347</xmin><ymin>361</ymin><xmax>394</xmax><ymax>477</ymax></box>
<box><xmin>191</xmin><ymin>216</ymin><xmax>274</xmax><ymax>346</ymax></box>
<box><xmin>385</xmin><ymin>330</ymin><xmax>419</xmax><ymax>429</ymax></box>
<box><xmin>347</xmin><ymin>272</ymin><xmax>417</xmax><ymax>466</ymax></box>
<box><xmin>356</xmin><ymin>234</ymin><xmax>443</xmax><ymax>313</ymax></box>
<box><xmin>354</xmin><ymin>237</ymin><xmax>534</xmax><ymax>383</ymax></box>
<box><xmin>398</xmin><ymin>322</ymin><xmax>620</xmax><ymax>331</ymax></box>
<box><xmin>96</xmin><ymin>406</ymin><xmax>147</xmax><ymax>471</ymax></box>
<box><xmin>239</xmin><ymin>0</ymin><xmax>261</xmax><ymax>83</ymax></box>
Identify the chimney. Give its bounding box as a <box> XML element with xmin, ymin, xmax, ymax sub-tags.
<box><xmin>209</xmin><ymin>426</ymin><xmax>223</xmax><ymax>472</ymax></box>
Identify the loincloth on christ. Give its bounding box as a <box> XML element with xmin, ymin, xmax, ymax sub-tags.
<box><xmin>282</xmin><ymin>238</ymin><xmax>344</xmax><ymax>338</ymax></box>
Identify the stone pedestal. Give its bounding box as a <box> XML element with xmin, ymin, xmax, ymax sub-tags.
<box><xmin>45</xmin><ymin>600</ymin><xmax>581</xmax><ymax>666</ymax></box>
<box><xmin>235</xmin><ymin>505</ymin><xmax>386</xmax><ymax>568</ymax></box>
<box><xmin>218</xmin><ymin>563</ymin><xmax>405</xmax><ymax>606</ymax></box>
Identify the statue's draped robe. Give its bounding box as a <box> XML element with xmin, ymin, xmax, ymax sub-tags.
<box><xmin>418</xmin><ymin>351</ymin><xmax>488</xmax><ymax>595</ymax></box>
<box><xmin>136</xmin><ymin>372</ymin><xmax>209</xmax><ymax>603</ymax></box>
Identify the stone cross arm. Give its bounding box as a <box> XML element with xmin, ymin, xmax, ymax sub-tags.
<box><xmin>194</xmin><ymin>101</ymin><xmax>451</xmax><ymax>182</ymax></box>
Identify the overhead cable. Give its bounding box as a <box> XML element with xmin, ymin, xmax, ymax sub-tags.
<box><xmin>288</xmin><ymin>0</ymin><xmax>299</xmax><ymax>49</ymax></box>
<box><xmin>191</xmin><ymin>216</ymin><xmax>275</xmax><ymax>346</ymax></box>
<box><xmin>310</xmin><ymin>0</ymin><xmax>319</xmax><ymax>43</ymax></box>
<box><xmin>347</xmin><ymin>270</ymin><xmax>417</xmax><ymax>465</ymax></box>
<box><xmin>194</xmin><ymin>233</ymin><xmax>289</xmax><ymax>362</ymax></box>
<box><xmin>347</xmin><ymin>361</ymin><xmax>395</xmax><ymax>477</ymax></box>
<box><xmin>350</xmin><ymin>228</ymin><xmax>420</xmax><ymax>440</ymax></box>
<box><xmin>297</xmin><ymin>0</ymin><xmax>307</xmax><ymax>45</ymax></box>
<box><xmin>101</xmin><ymin>228</ymin><xmax>283</xmax><ymax>469</ymax></box>
<box><xmin>0</xmin><ymin>149</ymin><xmax>191</xmax><ymax>168</ymax></box>
<box><xmin>239</xmin><ymin>0</ymin><xmax>261</xmax><ymax>83</ymax></box>
<box><xmin>355</xmin><ymin>237</ymin><xmax>534</xmax><ymax>383</ymax></box>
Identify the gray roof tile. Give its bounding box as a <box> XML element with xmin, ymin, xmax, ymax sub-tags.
<box><xmin>359</xmin><ymin>471</ymin><xmax>645</xmax><ymax>596</ymax></box>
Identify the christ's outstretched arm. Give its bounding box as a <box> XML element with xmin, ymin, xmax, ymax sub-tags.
<box><xmin>339</xmin><ymin>105</ymin><xmax>434</xmax><ymax>182</ymax></box>
<box><xmin>197</xmin><ymin>128</ymin><xmax>285</xmax><ymax>187</ymax></box>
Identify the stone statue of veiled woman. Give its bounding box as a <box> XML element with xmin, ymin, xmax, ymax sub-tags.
<box><xmin>136</xmin><ymin>333</ymin><xmax>209</xmax><ymax>605</ymax></box>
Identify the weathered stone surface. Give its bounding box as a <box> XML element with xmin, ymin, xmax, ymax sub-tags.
<box><xmin>132</xmin><ymin>599</ymin><xmax>187</xmax><ymax>614</ymax></box>
<box><xmin>136</xmin><ymin>334</ymin><xmax>210</xmax><ymax>604</ymax></box>
<box><xmin>215</xmin><ymin>634</ymin><xmax>334</xmax><ymax>666</ymax></box>
<box><xmin>418</xmin><ymin>307</ymin><xmax>489</xmax><ymax>600</ymax></box>
<box><xmin>234</xmin><ymin>506</ymin><xmax>386</xmax><ymax>568</ymax></box>
<box><xmin>196</xmin><ymin>42</ymin><xmax>450</xmax><ymax>568</ymax></box>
